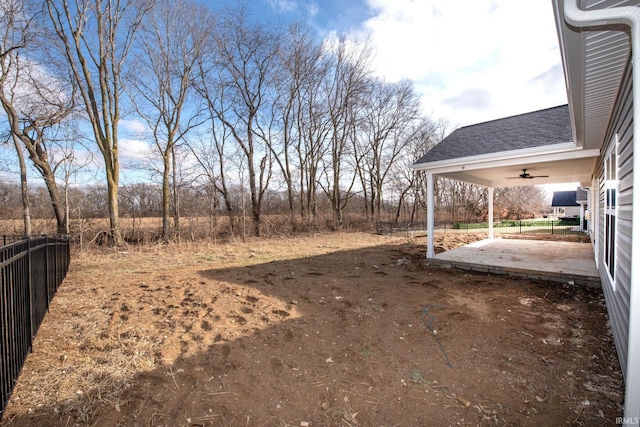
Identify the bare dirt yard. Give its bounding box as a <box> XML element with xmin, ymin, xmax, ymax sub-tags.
<box><xmin>1</xmin><ymin>232</ymin><xmax>623</xmax><ymax>426</ymax></box>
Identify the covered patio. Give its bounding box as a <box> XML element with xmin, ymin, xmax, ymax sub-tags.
<box><xmin>412</xmin><ymin>104</ymin><xmax>599</xmax><ymax>259</ymax></box>
<box><xmin>412</xmin><ymin>104</ymin><xmax>601</xmax><ymax>288</ymax></box>
<box><xmin>428</xmin><ymin>237</ymin><xmax>600</xmax><ymax>287</ymax></box>
<box><xmin>411</xmin><ymin>1</ymin><xmax>640</xmax><ymax>419</ymax></box>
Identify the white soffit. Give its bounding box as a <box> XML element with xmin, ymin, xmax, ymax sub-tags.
<box><xmin>556</xmin><ymin>0</ymin><xmax>633</xmax><ymax>150</ymax></box>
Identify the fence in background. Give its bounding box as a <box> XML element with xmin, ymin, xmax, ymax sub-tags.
<box><xmin>448</xmin><ymin>218</ymin><xmax>586</xmax><ymax>236</ymax></box>
<box><xmin>0</xmin><ymin>235</ymin><xmax>70</xmax><ymax>417</ymax></box>
<box><xmin>376</xmin><ymin>221</ymin><xmax>427</xmax><ymax>236</ymax></box>
<box><xmin>377</xmin><ymin>218</ymin><xmax>587</xmax><ymax>236</ymax></box>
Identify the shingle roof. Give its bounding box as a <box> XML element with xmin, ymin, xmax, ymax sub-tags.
<box><xmin>551</xmin><ymin>191</ymin><xmax>579</xmax><ymax>207</ymax></box>
<box><xmin>414</xmin><ymin>105</ymin><xmax>572</xmax><ymax>165</ymax></box>
<box><xmin>576</xmin><ymin>187</ymin><xmax>588</xmax><ymax>203</ymax></box>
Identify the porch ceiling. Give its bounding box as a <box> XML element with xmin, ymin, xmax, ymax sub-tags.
<box><xmin>434</xmin><ymin>157</ymin><xmax>597</xmax><ymax>188</ymax></box>
<box><xmin>413</xmin><ymin>144</ymin><xmax>600</xmax><ymax>188</ymax></box>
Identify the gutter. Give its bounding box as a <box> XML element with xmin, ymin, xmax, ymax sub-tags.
<box><xmin>563</xmin><ymin>0</ymin><xmax>640</xmax><ymax>422</ymax></box>
<box><xmin>411</xmin><ymin>146</ymin><xmax>599</xmax><ymax>173</ymax></box>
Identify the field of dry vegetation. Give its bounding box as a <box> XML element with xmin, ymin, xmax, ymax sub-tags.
<box><xmin>1</xmin><ymin>231</ymin><xmax>623</xmax><ymax>426</ymax></box>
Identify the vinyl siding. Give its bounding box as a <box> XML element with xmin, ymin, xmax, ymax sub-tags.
<box><xmin>597</xmin><ymin>60</ymin><xmax>633</xmax><ymax>375</ymax></box>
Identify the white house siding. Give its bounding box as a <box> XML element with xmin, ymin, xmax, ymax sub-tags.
<box><xmin>596</xmin><ymin>61</ymin><xmax>634</xmax><ymax>375</ymax></box>
<box><xmin>564</xmin><ymin>206</ymin><xmax>581</xmax><ymax>217</ymax></box>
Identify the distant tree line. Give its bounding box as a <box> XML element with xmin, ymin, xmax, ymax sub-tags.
<box><xmin>0</xmin><ymin>0</ymin><xmax>549</xmax><ymax>244</ymax></box>
<box><xmin>0</xmin><ymin>178</ymin><xmax>550</xmax><ymax>239</ymax></box>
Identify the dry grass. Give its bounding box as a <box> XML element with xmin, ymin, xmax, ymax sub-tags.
<box><xmin>1</xmin><ymin>231</ymin><xmax>622</xmax><ymax>427</ymax></box>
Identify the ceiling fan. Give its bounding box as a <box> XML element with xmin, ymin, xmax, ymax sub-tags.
<box><xmin>506</xmin><ymin>168</ymin><xmax>549</xmax><ymax>180</ymax></box>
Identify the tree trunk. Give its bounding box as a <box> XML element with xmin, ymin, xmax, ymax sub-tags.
<box><xmin>172</xmin><ymin>145</ymin><xmax>181</xmax><ymax>242</ymax></box>
<box><xmin>162</xmin><ymin>152</ymin><xmax>171</xmax><ymax>240</ymax></box>
<box><xmin>13</xmin><ymin>136</ymin><xmax>31</xmax><ymax>237</ymax></box>
<box><xmin>41</xmin><ymin>172</ymin><xmax>67</xmax><ymax>234</ymax></box>
<box><xmin>105</xmin><ymin>167</ymin><xmax>122</xmax><ymax>243</ymax></box>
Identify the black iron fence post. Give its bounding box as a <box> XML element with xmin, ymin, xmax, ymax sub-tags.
<box><xmin>27</xmin><ymin>237</ymin><xmax>34</xmax><ymax>346</ymax></box>
<box><xmin>1</xmin><ymin>235</ymin><xmax>70</xmax><ymax>417</ymax></box>
<box><xmin>45</xmin><ymin>236</ymin><xmax>50</xmax><ymax>312</ymax></box>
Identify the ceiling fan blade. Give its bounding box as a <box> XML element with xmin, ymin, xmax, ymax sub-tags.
<box><xmin>505</xmin><ymin>168</ymin><xmax>549</xmax><ymax>180</ymax></box>
<box><xmin>504</xmin><ymin>174</ymin><xmax>550</xmax><ymax>179</ymax></box>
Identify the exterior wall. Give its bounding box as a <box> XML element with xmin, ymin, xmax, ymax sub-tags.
<box><xmin>596</xmin><ymin>61</ymin><xmax>633</xmax><ymax>375</ymax></box>
<box><xmin>563</xmin><ymin>206</ymin><xmax>581</xmax><ymax>217</ymax></box>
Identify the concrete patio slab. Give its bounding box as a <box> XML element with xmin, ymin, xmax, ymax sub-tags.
<box><xmin>427</xmin><ymin>238</ymin><xmax>601</xmax><ymax>287</ymax></box>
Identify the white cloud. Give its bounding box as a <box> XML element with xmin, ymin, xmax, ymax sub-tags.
<box><xmin>120</xmin><ymin>119</ymin><xmax>149</xmax><ymax>136</ymax></box>
<box><xmin>267</xmin><ymin>0</ymin><xmax>299</xmax><ymax>13</ymax></box>
<box><xmin>357</xmin><ymin>0</ymin><xmax>567</xmax><ymax>127</ymax></box>
<box><xmin>307</xmin><ymin>2</ymin><xmax>319</xmax><ymax>17</ymax></box>
<box><xmin>443</xmin><ymin>88</ymin><xmax>491</xmax><ymax>110</ymax></box>
<box><xmin>119</xmin><ymin>138</ymin><xmax>152</xmax><ymax>161</ymax></box>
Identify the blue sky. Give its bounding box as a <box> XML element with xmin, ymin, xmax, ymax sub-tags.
<box><xmin>236</xmin><ymin>0</ymin><xmax>567</xmax><ymax>129</ymax></box>
<box><xmin>3</xmin><ymin>0</ymin><xmax>574</xmax><ymax>194</ymax></box>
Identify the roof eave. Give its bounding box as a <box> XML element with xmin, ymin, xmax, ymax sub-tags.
<box><xmin>553</xmin><ymin>0</ymin><xmax>632</xmax><ymax>151</ymax></box>
<box><xmin>553</xmin><ymin>0</ymin><xmax>585</xmax><ymax>148</ymax></box>
<box><xmin>412</xmin><ymin>142</ymin><xmax>587</xmax><ymax>172</ymax></box>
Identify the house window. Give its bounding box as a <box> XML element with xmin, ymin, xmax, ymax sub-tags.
<box><xmin>603</xmin><ymin>136</ymin><xmax>618</xmax><ymax>287</ymax></box>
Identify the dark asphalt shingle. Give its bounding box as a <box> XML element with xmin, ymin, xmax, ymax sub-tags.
<box><xmin>414</xmin><ymin>105</ymin><xmax>572</xmax><ymax>165</ymax></box>
<box><xmin>552</xmin><ymin>190</ymin><xmax>579</xmax><ymax>207</ymax></box>
<box><xmin>576</xmin><ymin>187</ymin><xmax>588</xmax><ymax>202</ymax></box>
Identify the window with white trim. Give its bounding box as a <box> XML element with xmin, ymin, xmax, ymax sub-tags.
<box><xmin>603</xmin><ymin>135</ymin><xmax>618</xmax><ymax>288</ymax></box>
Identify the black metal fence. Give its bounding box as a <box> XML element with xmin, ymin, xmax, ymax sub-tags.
<box><xmin>1</xmin><ymin>235</ymin><xmax>70</xmax><ymax>417</ymax></box>
<box><xmin>376</xmin><ymin>221</ymin><xmax>427</xmax><ymax>235</ymax></box>
<box><xmin>377</xmin><ymin>218</ymin><xmax>587</xmax><ymax>236</ymax></box>
<box><xmin>450</xmin><ymin>218</ymin><xmax>587</xmax><ymax>235</ymax></box>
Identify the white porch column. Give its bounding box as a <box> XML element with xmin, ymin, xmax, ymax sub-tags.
<box><xmin>426</xmin><ymin>172</ymin><xmax>435</xmax><ymax>258</ymax></box>
<box><xmin>488</xmin><ymin>187</ymin><xmax>494</xmax><ymax>239</ymax></box>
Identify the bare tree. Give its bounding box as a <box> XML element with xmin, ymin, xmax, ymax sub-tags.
<box><xmin>56</xmin><ymin>131</ymin><xmax>93</xmax><ymax>234</ymax></box>
<box><xmin>0</xmin><ymin>0</ymin><xmax>32</xmax><ymax>235</ymax></box>
<box><xmin>0</xmin><ymin>181</ymin><xmax>23</xmax><ymax>221</ymax></box>
<box><xmin>187</xmin><ymin>120</ymin><xmax>238</xmax><ymax>236</ymax></box>
<box><xmin>435</xmin><ymin>179</ymin><xmax>484</xmax><ymax>223</ymax></box>
<box><xmin>321</xmin><ymin>36</ymin><xmax>372</xmax><ymax>230</ymax></box>
<box><xmin>130</xmin><ymin>0</ymin><xmax>211</xmax><ymax>240</ymax></box>
<box><xmin>355</xmin><ymin>78</ymin><xmax>421</xmax><ymax>222</ymax></box>
<box><xmin>0</xmin><ymin>75</ymin><xmax>76</xmax><ymax>234</ymax></box>
<box><xmin>202</xmin><ymin>6</ymin><xmax>281</xmax><ymax>237</ymax></box>
<box><xmin>0</xmin><ymin>0</ymin><xmax>78</xmax><ymax>235</ymax></box>
<box><xmin>390</xmin><ymin>117</ymin><xmax>447</xmax><ymax>224</ymax></box>
<box><xmin>192</xmin><ymin>25</ymin><xmax>246</xmax><ymax>237</ymax></box>
<box><xmin>45</xmin><ymin>0</ymin><xmax>153</xmax><ymax>245</ymax></box>
<box><xmin>271</xmin><ymin>24</ymin><xmax>313</xmax><ymax>223</ymax></box>
<box><xmin>494</xmin><ymin>185</ymin><xmax>548</xmax><ymax>220</ymax></box>
<box><xmin>295</xmin><ymin>46</ymin><xmax>333</xmax><ymax>228</ymax></box>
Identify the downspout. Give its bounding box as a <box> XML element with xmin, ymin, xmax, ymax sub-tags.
<box><xmin>563</xmin><ymin>0</ymin><xmax>640</xmax><ymax>422</ymax></box>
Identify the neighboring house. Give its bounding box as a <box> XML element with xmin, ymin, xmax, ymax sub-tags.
<box><xmin>551</xmin><ymin>190</ymin><xmax>581</xmax><ymax>218</ymax></box>
<box><xmin>552</xmin><ymin>188</ymin><xmax>589</xmax><ymax>229</ymax></box>
<box><xmin>412</xmin><ymin>0</ymin><xmax>640</xmax><ymax>420</ymax></box>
